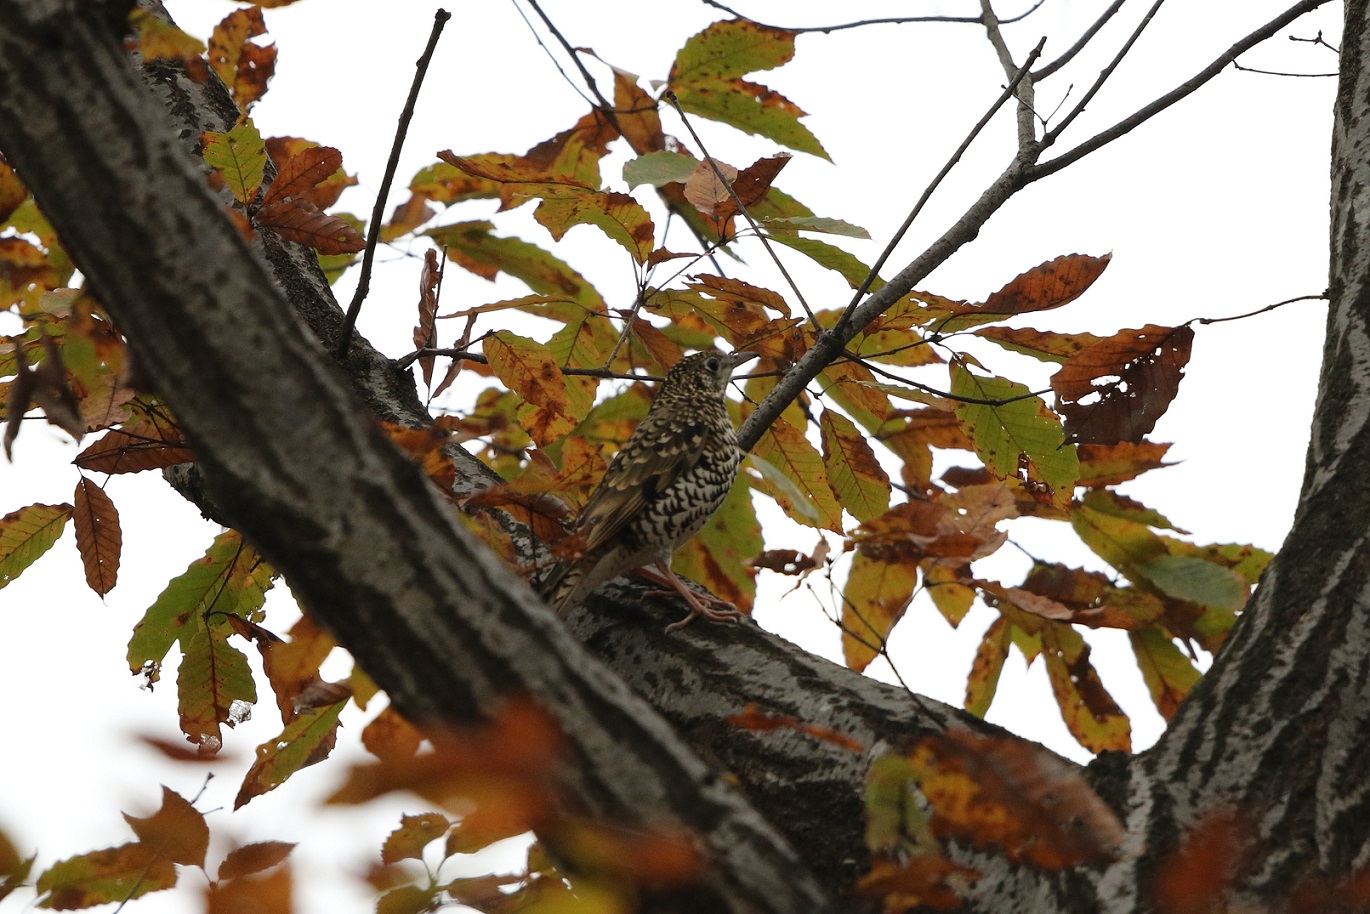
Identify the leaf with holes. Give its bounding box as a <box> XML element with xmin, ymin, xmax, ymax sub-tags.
<box><xmin>235</xmin><ymin>700</ymin><xmax>347</xmax><ymax>808</ymax></box>
<box><xmin>1052</xmin><ymin>324</ymin><xmax>1194</xmax><ymax>445</ymax></box>
<box><xmin>0</xmin><ymin>502</ymin><xmax>72</xmax><ymax>591</ymax></box>
<box><xmin>73</xmin><ymin>475</ymin><xmax>120</xmax><ymax>596</ymax></box>
<box><xmin>1042</xmin><ymin>623</ymin><xmax>1131</xmax><ymax>752</ymax></box>
<box><xmin>965</xmin><ymin>617</ymin><xmax>1011</xmax><ymax>717</ymax></box>
<box><xmin>178</xmin><ymin>618</ymin><xmax>257</xmax><ymax>752</ymax></box>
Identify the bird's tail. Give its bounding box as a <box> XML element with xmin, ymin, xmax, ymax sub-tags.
<box><xmin>536</xmin><ymin>561</ymin><xmax>584</xmax><ymax>614</ymax></box>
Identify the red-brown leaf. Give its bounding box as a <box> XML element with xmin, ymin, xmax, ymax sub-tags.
<box><xmin>73</xmin><ymin>475</ymin><xmax>120</xmax><ymax>596</ymax></box>
<box><xmin>217</xmin><ymin>841</ymin><xmax>295</xmax><ymax>882</ymax></box>
<box><xmin>982</xmin><ymin>253</ymin><xmax>1111</xmax><ymax>315</ymax></box>
<box><xmin>1052</xmin><ymin>324</ymin><xmax>1194</xmax><ymax>445</ymax></box>
<box><xmin>74</xmin><ymin>417</ymin><xmax>193</xmax><ymax>474</ymax></box>
<box><xmin>256</xmin><ymin>197</ymin><xmax>365</xmax><ymax>254</ymax></box>
<box><xmin>414</xmin><ymin>249</ymin><xmax>441</xmax><ymax>387</ymax></box>
<box><xmin>262</xmin><ymin>146</ymin><xmax>343</xmax><ymax>209</ymax></box>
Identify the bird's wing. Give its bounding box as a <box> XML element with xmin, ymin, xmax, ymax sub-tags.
<box><xmin>576</xmin><ymin>415</ymin><xmax>711</xmax><ymax>554</ymax></box>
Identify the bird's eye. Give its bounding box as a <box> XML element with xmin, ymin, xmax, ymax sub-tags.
<box><xmin>706</xmin><ymin>357</ymin><xmax>720</xmax><ymax>371</ymax></box>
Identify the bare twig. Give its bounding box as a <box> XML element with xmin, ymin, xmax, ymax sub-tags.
<box><xmin>1032</xmin><ymin>0</ymin><xmax>1333</xmax><ymax>180</ymax></box>
<box><xmin>662</xmin><ymin>90</ymin><xmax>818</xmax><ymax>327</ymax></box>
<box><xmin>336</xmin><ymin>9</ymin><xmax>450</xmax><ymax>359</ymax></box>
<box><xmin>1189</xmin><ymin>292</ymin><xmax>1326</xmax><ymax>327</ymax></box>
<box><xmin>699</xmin><ymin>0</ymin><xmax>1047</xmax><ymax>32</ymax></box>
<box><xmin>522</xmin><ymin>0</ymin><xmax>618</xmax><ymax>119</ymax></box>
<box><xmin>980</xmin><ymin>0</ymin><xmax>1038</xmax><ymax>148</ymax></box>
<box><xmin>835</xmin><ymin>37</ymin><xmax>1046</xmax><ymax>337</ymax></box>
<box><xmin>1232</xmin><ymin>61</ymin><xmax>1336</xmax><ymax>77</ymax></box>
<box><xmin>399</xmin><ymin>347</ymin><xmax>669</xmax><ymax>382</ymax></box>
<box><xmin>1033</xmin><ymin>0</ymin><xmax>1126</xmax><ymax>80</ymax></box>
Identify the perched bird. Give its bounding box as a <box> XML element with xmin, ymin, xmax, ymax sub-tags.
<box><xmin>539</xmin><ymin>349</ymin><xmax>758</xmax><ymax>631</ymax></box>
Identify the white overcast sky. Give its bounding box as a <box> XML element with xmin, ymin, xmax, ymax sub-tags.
<box><xmin>0</xmin><ymin>1</ymin><xmax>1342</xmax><ymax>911</ymax></box>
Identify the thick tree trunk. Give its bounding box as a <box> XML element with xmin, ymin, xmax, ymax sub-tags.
<box><xmin>1</xmin><ymin>0</ymin><xmax>1365</xmax><ymax>912</ymax></box>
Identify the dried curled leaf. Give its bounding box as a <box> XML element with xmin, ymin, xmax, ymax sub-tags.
<box><xmin>1052</xmin><ymin>324</ymin><xmax>1194</xmax><ymax>445</ymax></box>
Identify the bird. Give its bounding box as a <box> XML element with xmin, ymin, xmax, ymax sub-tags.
<box><xmin>539</xmin><ymin>349</ymin><xmax>758</xmax><ymax>631</ymax></box>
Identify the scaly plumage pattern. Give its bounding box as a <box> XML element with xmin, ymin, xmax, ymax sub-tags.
<box><xmin>539</xmin><ymin>350</ymin><xmax>758</xmax><ymax>630</ymax></box>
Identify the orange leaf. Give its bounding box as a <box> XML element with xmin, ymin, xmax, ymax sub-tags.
<box><xmin>217</xmin><ymin>841</ymin><xmax>295</xmax><ymax>882</ymax></box>
<box><xmin>381</xmin><ymin>813</ymin><xmax>450</xmax><ymax>865</ymax></box>
<box><xmin>256</xmin><ymin>197</ymin><xmax>364</xmax><ymax>254</ymax></box>
<box><xmin>981</xmin><ymin>253</ymin><xmax>1111</xmax><ymax>315</ymax></box>
<box><xmin>483</xmin><ymin>331</ymin><xmax>576</xmax><ymax>425</ymax></box>
<box><xmin>122</xmin><ymin>786</ymin><xmax>208</xmax><ymax>868</ymax></box>
<box><xmin>362</xmin><ymin>705</ymin><xmax>425</xmax><ymax>763</ymax></box>
<box><xmin>1051</xmin><ymin>324</ymin><xmax>1194</xmax><ymax>445</ymax></box>
<box><xmin>856</xmin><ymin>856</ymin><xmax>982</xmax><ymax>910</ymax></box>
<box><xmin>74</xmin><ymin>416</ymin><xmax>194</xmax><ymax>474</ymax></box>
<box><xmin>73</xmin><ymin>475</ymin><xmax>120</xmax><ymax>596</ymax></box>
<box><xmin>262</xmin><ymin>145</ymin><xmax>344</xmax><ymax>209</ymax></box>
<box><xmin>728</xmin><ymin>704</ymin><xmax>864</xmax><ymax>752</ymax></box>
<box><xmin>910</xmin><ymin>729</ymin><xmax>1127</xmax><ymax>869</ymax></box>
<box><xmin>1153</xmin><ymin>811</ymin><xmax>1247</xmax><ymax>914</ymax></box>
<box><xmin>1076</xmin><ymin>439</ymin><xmax>1175</xmax><ymax>487</ymax></box>
<box><xmin>206</xmin><ymin>862</ymin><xmax>291</xmax><ymax>914</ymax></box>
<box><xmin>207</xmin><ymin>6</ymin><xmax>276</xmax><ymax>111</ymax></box>
<box><xmin>841</xmin><ymin>550</ymin><xmax>919</xmax><ymax>672</ymax></box>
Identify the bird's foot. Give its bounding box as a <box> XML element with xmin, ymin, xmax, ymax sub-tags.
<box><xmin>638</xmin><ymin>565</ymin><xmax>745</xmax><ymax>632</ymax></box>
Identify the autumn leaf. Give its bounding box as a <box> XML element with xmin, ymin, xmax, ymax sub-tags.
<box><xmin>381</xmin><ymin>814</ymin><xmax>450</xmax><ymax>865</ymax></box>
<box><xmin>483</xmin><ymin>331</ymin><xmax>578</xmax><ymax>431</ymax></box>
<box><xmin>123</xmin><ymin>786</ymin><xmax>209</xmax><ymax>868</ymax></box>
<box><xmin>201</xmin><ymin>121</ymin><xmax>266</xmax><ymax>207</ymax></box>
<box><xmin>749</xmin><ymin>416</ymin><xmax>843</xmax><ymax>531</ymax></box>
<box><xmin>923</xmin><ymin>561</ymin><xmax>976</xmax><ymax>627</ymax></box>
<box><xmin>965</xmin><ymin>617</ymin><xmax>1011</xmax><ymax>717</ymax></box>
<box><xmin>1052</xmin><ymin>324</ymin><xmax>1195</xmax><ymax>445</ymax></box>
<box><xmin>950</xmin><ymin>359</ymin><xmax>1079</xmax><ymax>507</ymax></box>
<box><xmin>255</xmin><ymin>196</ymin><xmax>365</xmax><ymax>254</ymax></box>
<box><xmin>842</xmin><ymin>550</ymin><xmax>919</xmax><ymax>672</ymax></box>
<box><xmin>1042</xmin><ymin>623</ymin><xmax>1131</xmax><ymax>752</ymax></box>
<box><xmin>427</xmin><ymin>221</ymin><xmax>603</xmax><ymax>318</ymax></box>
<box><xmin>1076</xmin><ymin>439</ymin><xmax>1175</xmax><ymax>486</ymax></box>
<box><xmin>975</xmin><ymin>325</ymin><xmax>1105</xmax><ymax>364</ymax></box>
<box><xmin>37</xmin><ymin>843</ymin><xmax>177</xmax><ymax>909</ymax></box>
<box><xmin>820</xmin><ymin>409</ymin><xmax>890</xmax><ymax>523</ymax></box>
<box><xmin>982</xmin><ymin>253</ymin><xmax>1111</xmax><ymax>315</ymax></box>
<box><xmin>0</xmin><ymin>502</ymin><xmax>72</xmax><ymax>591</ymax></box>
<box><xmin>623</xmin><ymin>150</ymin><xmax>699</xmax><ymax>188</ymax></box>
<box><xmin>74</xmin><ymin>415</ymin><xmax>193</xmax><ymax>474</ymax></box>
<box><xmin>414</xmin><ymin>249</ymin><xmax>440</xmax><ymax>388</ymax></box>
<box><xmin>683</xmin><ymin>157</ymin><xmax>738</xmax><ymax>230</ymax></box>
<box><xmin>72</xmin><ymin>475</ymin><xmax>120</xmax><ymax>596</ymax></box>
<box><xmin>257</xmin><ymin>613</ymin><xmax>336</xmax><ymax>724</ymax></box>
<box><xmin>178</xmin><ymin>620</ymin><xmax>257</xmax><ymax>751</ymax></box>
<box><xmin>205</xmin><ymin>863</ymin><xmax>292</xmax><ymax>914</ymax></box>
<box><xmin>127</xmin><ymin>9</ymin><xmax>207</xmax><ymax>76</ymax></box>
<box><xmin>207</xmin><ymin>6</ymin><xmax>276</xmax><ymax>111</ymax></box>
<box><xmin>668</xmin><ymin>20</ymin><xmax>828</xmax><ymax>159</ymax></box>
<box><xmin>534</xmin><ymin>191</ymin><xmax>655</xmax><ymax>263</ymax></box>
<box><xmin>235</xmin><ymin>699</ymin><xmax>347</xmax><ymax>808</ymax></box>
<box><xmin>5</xmin><ymin>333</ymin><xmax>83</xmax><ymax>458</ymax></box>
<box><xmin>217</xmin><ymin>842</ymin><xmax>295</xmax><ymax>882</ymax></box>
<box><xmin>909</xmin><ymin>729</ymin><xmax>1127</xmax><ymax>868</ymax></box>
<box><xmin>728</xmin><ymin>704</ymin><xmax>864</xmax><ymax>752</ymax></box>
<box><xmin>362</xmin><ymin>706</ymin><xmax>425</xmax><ymax>763</ymax></box>
<box><xmin>1131</xmin><ymin>626</ymin><xmax>1201</xmax><ymax>719</ymax></box>
<box><xmin>261</xmin><ymin>145</ymin><xmax>345</xmax><ymax>209</ymax></box>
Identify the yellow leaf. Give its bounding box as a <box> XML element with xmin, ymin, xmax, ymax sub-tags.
<box><xmin>842</xmin><ymin>551</ymin><xmax>919</xmax><ymax>672</ymax></box>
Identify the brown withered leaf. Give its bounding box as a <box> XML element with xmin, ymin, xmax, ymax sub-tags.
<box><xmin>255</xmin><ymin>197</ymin><xmax>365</xmax><ymax>254</ymax></box>
<box><xmin>217</xmin><ymin>841</ymin><xmax>295</xmax><ymax>882</ymax></box>
<box><xmin>362</xmin><ymin>705</ymin><xmax>425</xmax><ymax>763</ymax></box>
<box><xmin>261</xmin><ymin>146</ymin><xmax>344</xmax><ymax>209</ymax></box>
<box><xmin>981</xmin><ymin>253</ymin><xmax>1111</xmax><ymax>315</ymax></box>
<box><xmin>682</xmin><ymin>157</ymin><xmax>737</xmax><ymax>217</ymax></box>
<box><xmin>1052</xmin><ymin>324</ymin><xmax>1195</xmax><ymax>445</ymax></box>
<box><xmin>414</xmin><ymin>249</ymin><xmax>441</xmax><ymax>387</ymax></box>
<box><xmin>74</xmin><ymin>417</ymin><xmax>193</xmax><ymax>474</ymax></box>
<box><xmin>207</xmin><ymin>7</ymin><xmax>276</xmax><ymax>111</ymax></box>
<box><xmin>122</xmin><ymin>786</ymin><xmax>209</xmax><ymax>868</ymax></box>
<box><xmin>910</xmin><ymin>729</ymin><xmax>1128</xmax><ymax>869</ymax></box>
<box><xmin>73</xmin><ymin>475</ymin><xmax>120</xmax><ymax>596</ymax></box>
<box><xmin>0</xmin><ymin>157</ymin><xmax>26</xmax><ymax>224</ymax></box>
<box><xmin>718</xmin><ymin>152</ymin><xmax>791</xmax><ymax>218</ymax></box>
<box><xmin>205</xmin><ymin>863</ymin><xmax>292</xmax><ymax>914</ymax></box>
<box><xmin>751</xmin><ymin>548</ymin><xmax>818</xmax><ymax>575</ymax></box>
<box><xmin>1042</xmin><ymin>623</ymin><xmax>1131</xmax><ymax>752</ymax></box>
<box><xmin>5</xmin><ymin>334</ymin><xmax>83</xmax><ymax>458</ymax></box>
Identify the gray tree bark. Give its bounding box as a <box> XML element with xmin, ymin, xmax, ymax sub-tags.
<box><xmin>0</xmin><ymin>1</ymin><xmax>1364</xmax><ymax>912</ymax></box>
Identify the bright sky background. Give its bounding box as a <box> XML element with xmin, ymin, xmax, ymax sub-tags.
<box><xmin>0</xmin><ymin>1</ymin><xmax>1342</xmax><ymax>911</ymax></box>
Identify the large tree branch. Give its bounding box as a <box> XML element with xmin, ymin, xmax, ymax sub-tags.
<box><xmin>0</xmin><ymin>4</ymin><xmax>832</xmax><ymax>911</ymax></box>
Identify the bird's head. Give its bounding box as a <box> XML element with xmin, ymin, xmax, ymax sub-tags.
<box><xmin>659</xmin><ymin>350</ymin><xmax>759</xmax><ymax>400</ymax></box>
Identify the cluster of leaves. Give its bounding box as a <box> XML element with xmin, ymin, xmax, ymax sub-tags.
<box><xmin>0</xmin><ymin>4</ymin><xmax>1280</xmax><ymax>911</ymax></box>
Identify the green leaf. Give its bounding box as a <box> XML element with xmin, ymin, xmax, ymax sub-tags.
<box><xmin>534</xmin><ymin>192</ymin><xmax>654</xmax><ymax>263</ymax></box>
<box><xmin>820</xmin><ymin>409</ymin><xmax>890</xmax><ymax>523</ymax></box>
<box><xmin>1070</xmin><ymin>501</ymin><xmax>1168</xmax><ymax>573</ymax></box>
<box><xmin>177</xmin><ymin>619</ymin><xmax>257</xmax><ymax>750</ymax></box>
<box><xmin>201</xmin><ymin>120</ymin><xmax>266</xmax><ymax>206</ymax></box>
<box><xmin>1135</xmin><ymin>554</ymin><xmax>1249</xmax><ymax>612</ymax></box>
<box><xmin>0</xmin><ymin>502</ymin><xmax>72</xmax><ymax>591</ymax></box>
<box><xmin>750</xmin><ymin>416</ymin><xmax>843</xmax><ymax>531</ymax></box>
<box><xmin>126</xmin><ymin>530</ymin><xmax>274</xmax><ymax>674</ymax></box>
<box><xmin>767</xmin><ymin>233</ymin><xmax>880</xmax><ymax>290</ymax></box>
<box><xmin>950</xmin><ymin>360</ymin><xmax>1079</xmax><ymax>507</ymax></box>
<box><xmin>668</xmin><ymin>20</ymin><xmax>828</xmax><ymax>159</ymax></box>
<box><xmin>427</xmin><ymin>221</ymin><xmax>603</xmax><ymax>320</ymax></box>
<box><xmin>762</xmin><ymin>215</ymin><xmax>870</xmax><ymax>238</ymax></box>
<box><xmin>623</xmin><ymin>151</ymin><xmax>699</xmax><ymax>188</ymax></box>
<box><xmin>1130</xmin><ymin>626</ymin><xmax>1200</xmax><ymax>719</ymax></box>
<box><xmin>37</xmin><ymin>843</ymin><xmax>176</xmax><ymax>909</ymax></box>
<box><xmin>234</xmin><ymin>700</ymin><xmax>347</xmax><ymax>809</ymax></box>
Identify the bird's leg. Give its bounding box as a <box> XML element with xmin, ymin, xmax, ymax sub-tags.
<box><xmin>637</xmin><ymin>562</ymin><xmax>743</xmax><ymax>631</ymax></box>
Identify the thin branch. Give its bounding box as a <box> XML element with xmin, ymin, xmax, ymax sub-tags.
<box><xmin>663</xmin><ymin>90</ymin><xmax>818</xmax><ymax>328</ymax></box>
<box><xmin>336</xmin><ymin>10</ymin><xmax>450</xmax><ymax>359</ymax></box>
<box><xmin>399</xmin><ymin>347</ymin><xmax>670</xmax><ymax>382</ymax></box>
<box><xmin>1033</xmin><ymin>0</ymin><xmax>1126</xmax><ymax>80</ymax></box>
<box><xmin>835</xmin><ymin>37</ymin><xmax>1046</xmax><ymax>336</ymax></box>
<box><xmin>980</xmin><ymin>0</ymin><xmax>1038</xmax><ymax>149</ymax></box>
<box><xmin>842</xmin><ymin>349</ymin><xmax>1052</xmax><ymax>407</ymax></box>
<box><xmin>522</xmin><ymin>0</ymin><xmax>617</xmax><ymax>118</ymax></box>
<box><xmin>1041</xmin><ymin>0</ymin><xmax>1166</xmax><ymax>145</ymax></box>
<box><xmin>1189</xmin><ymin>292</ymin><xmax>1326</xmax><ymax>327</ymax></box>
<box><xmin>1232</xmin><ymin>61</ymin><xmax>1336</xmax><ymax>77</ymax></box>
<box><xmin>1032</xmin><ymin>0</ymin><xmax>1333</xmax><ymax>181</ymax></box>
<box><xmin>699</xmin><ymin>0</ymin><xmax>1047</xmax><ymax>32</ymax></box>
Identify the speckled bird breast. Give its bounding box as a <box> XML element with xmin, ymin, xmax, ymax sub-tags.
<box><xmin>627</xmin><ymin>429</ymin><xmax>740</xmax><ymax>553</ymax></box>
